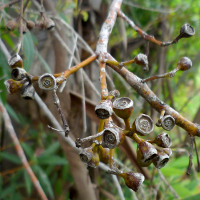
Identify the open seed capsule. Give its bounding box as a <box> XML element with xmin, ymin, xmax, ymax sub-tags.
<box><xmin>79</xmin><ymin>146</ymin><xmax>99</xmax><ymax>168</ymax></box>
<box><xmin>180</xmin><ymin>23</ymin><xmax>195</xmax><ymax>38</ymax></box>
<box><xmin>95</xmin><ymin>100</ymin><xmax>113</xmax><ymax>119</ymax></box>
<box><xmin>154</xmin><ymin>133</ymin><xmax>172</xmax><ymax>148</ymax></box>
<box><xmin>102</xmin><ymin>126</ymin><xmax>125</xmax><ymax>149</ymax></box>
<box><xmin>153</xmin><ymin>151</ymin><xmax>169</xmax><ymax>169</ymax></box>
<box><xmin>135</xmin><ymin>53</ymin><xmax>149</xmax><ymax>71</ymax></box>
<box><xmin>137</xmin><ymin>141</ymin><xmax>157</xmax><ymax>166</ymax></box>
<box><xmin>21</xmin><ymin>84</ymin><xmax>35</xmax><ymax>100</ymax></box>
<box><xmin>38</xmin><ymin>73</ymin><xmax>57</xmax><ymax>90</ymax></box>
<box><xmin>113</xmin><ymin>97</ymin><xmax>133</xmax><ymax>119</ymax></box>
<box><xmin>11</xmin><ymin>68</ymin><xmax>27</xmax><ymax>81</ymax></box>
<box><xmin>132</xmin><ymin>114</ymin><xmax>154</xmax><ymax>136</ymax></box>
<box><xmin>4</xmin><ymin>79</ymin><xmax>24</xmax><ymax>94</ymax></box>
<box><xmin>161</xmin><ymin>115</ymin><xmax>175</xmax><ymax>131</ymax></box>
<box><xmin>119</xmin><ymin>172</ymin><xmax>145</xmax><ymax>192</ymax></box>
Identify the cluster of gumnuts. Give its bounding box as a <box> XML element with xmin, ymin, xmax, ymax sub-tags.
<box><xmin>75</xmin><ymin>90</ymin><xmax>175</xmax><ymax>192</ymax></box>
<box><xmin>4</xmin><ymin>54</ymin><xmax>65</xmax><ymax>99</ymax></box>
<box><xmin>6</xmin><ymin>12</ymin><xmax>55</xmax><ymax>33</ymax></box>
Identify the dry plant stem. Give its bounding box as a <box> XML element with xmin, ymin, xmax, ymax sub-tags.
<box><xmin>0</xmin><ymin>0</ymin><xmax>20</xmax><ymax>11</ymax></box>
<box><xmin>23</xmin><ymin>0</ymin><xmax>30</xmax><ymax>13</ymax></box>
<box><xmin>0</xmin><ymin>101</ymin><xmax>48</xmax><ymax>200</ymax></box>
<box><xmin>187</xmin><ymin>136</ymin><xmax>194</xmax><ymax>175</ymax></box>
<box><xmin>157</xmin><ymin>170</ymin><xmax>179</xmax><ymax>199</ymax></box>
<box><xmin>124</xmin><ymin>118</ymin><xmax>130</xmax><ymax>130</ymax></box>
<box><xmin>194</xmin><ymin>138</ymin><xmax>200</xmax><ymax>171</ymax></box>
<box><xmin>53</xmin><ymin>90</ymin><xmax>69</xmax><ymax>136</ymax></box>
<box><xmin>99</xmin><ymin>61</ymin><xmax>108</xmax><ymax>99</ymax></box>
<box><xmin>16</xmin><ymin>0</ymin><xmax>24</xmax><ymax>54</ymax></box>
<box><xmin>117</xmin><ymin>10</ymin><xmax>174</xmax><ymax>47</ymax></box>
<box><xmin>131</xmin><ymin>133</ymin><xmax>144</xmax><ymax>144</ymax></box>
<box><xmin>107</xmin><ymin>56</ymin><xmax>200</xmax><ymax>137</ymax></box>
<box><xmin>142</xmin><ymin>68</ymin><xmax>179</xmax><ymax>83</ymax></box>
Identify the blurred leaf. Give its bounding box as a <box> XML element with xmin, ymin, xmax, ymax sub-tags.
<box><xmin>21</xmin><ymin>142</ymin><xmax>34</xmax><ymax>159</ymax></box>
<box><xmin>40</xmin><ymin>141</ymin><xmax>60</xmax><ymax>157</ymax></box>
<box><xmin>5</xmin><ymin>104</ymin><xmax>20</xmax><ymax>123</ymax></box>
<box><xmin>38</xmin><ymin>155</ymin><xmax>67</xmax><ymax>165</ymax></box>
<box><xmin>34</xmin><ymin>165</ymin><xmax>54</xmax><ymax>199</ymax></box>
<box><xmin>24</xmin><ymin>171</ymin><xmax>32</xmax><ymax>196</ymax></box>
<box><xmin>55</xmin><ymin>179</ymin><xmax>62</xmax><ymax>195</ymax></box>
<box><xmin>0</xmin><ymin>152</ymin><xmax>21</xmax><ymax>164</ymax></box>
<box><xmin>182</xmin><ymin>193</ymin><xmax>200</xmax><ymax>200</ymax></box>
<box><xmin>23</xmin><ymin>32</ymin><xmax>35</xmax><ymax>71</ymax></box>
<box><xmin>35</xmin><ymin>50</ymin><xmax>52</xmax><ymax>73</ymax></box>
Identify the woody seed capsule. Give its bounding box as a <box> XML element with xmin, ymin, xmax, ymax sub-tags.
<box><xmin>11</xmin><ymin>68</ymin><xmax>27</xmax><ymax>81</ymax></box>
<box><xmin>153</xmin><ymin>151</ymin><xmax>169</xmax><ymax>169</ymax></box>
<box><xmin>161</xmin><ymin>115</ymin><xmax>175</xmax><ymax>131</ymax></box>
<box><xmin>154</xmin><ymin>133</ymin><xmax>172</xmax><ymax>148</ymax></box>
<box><xmin>38</xmin><ymin>73</ymin><xmax>57</xmax><ymax>90</ymax></box>
<box><xmin>177</xmin><ymin>57</ymin><xmax>192</xmax><ymax>71</ymax></box>
<box><xmin>95</xmin><ymin>100</ymin><xmax>113</xmax><ymax>119</ymax></box>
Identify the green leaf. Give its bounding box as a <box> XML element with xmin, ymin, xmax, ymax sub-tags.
<box><xmin>35</xmin><ymin>50</ymin><xmax>52</xmax><ymax>73</ymax></box>
<box><xmin>21</xmin><ymin>142</ymin><xmax>34</xmax><ymax>159</ymax></box>
<box><xmin>23</xmin><ymin>32</ymin><xmax>35</xmax><ymax>71</ymax></box>
<box><xmin>24</xmin><ymin>171</ymin><xmax>32</xmax><ymax>196</ymax></box>
<box><xmin>182</xmin><ymin>193</ymin><xmax>200</xmax><ymax>200</ymax></box>
<box><xmin>34</xmin><ymin>165</ymin><xmax>54</xmax><ymax>199</ymax></box>
<box><xmin>40</xmin><ymin>141</ymin><xmax>60</xmax><ymax>157</ymax></box>
<box><xmin>38</xmin><ymin>155</ymin><xmax>67</xmax><ymax>165</ymax></box>
<box><xmin>0</xmin><ymin>152</ymin><xmax>21</xmax><ymax>164</ymax></box>
<box><xmin>5</xmin><ymin>104</ymin><xmax>20</xmax><ymax>123</ymax></box>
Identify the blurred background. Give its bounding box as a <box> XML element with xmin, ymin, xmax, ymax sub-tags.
<box><xmin>0</xmin><ymin>0</ymin><xmax>200</xmax><ymax>199</ymax></box>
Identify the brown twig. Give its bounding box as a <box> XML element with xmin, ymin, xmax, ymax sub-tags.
<box><xmin>53</xmin><ymin>90</ymin><xmax>70</xmax><ymax>136</ymax></box>
<box><xmin>0</xmin><ymin>101</ymin><xmax>48</xmax><ymax>200</ymax></box>
<box><xmin>186</xmin><ymin>136</ymin><xmax>194</xmax><ymax>175</ymax></box>
<box><xmin>0</xmin><ymin>0</ymin><xmax>20</xmax><ymax>11</ymax></box>
<box><xmin>194</xmin><ymin>138</ymin><xmax>200</xmax><ymax>172</ymax></box>
<box><xmin>16</xmin><ymin>0</ymin><xmax>24</xmax><ymax>53</ymax></box>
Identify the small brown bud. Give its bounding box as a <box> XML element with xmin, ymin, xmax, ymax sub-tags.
<box><xmin>119</xmin><ymin>172</ymin><xmax>145</xmax><ymax>192</ymax></box>
<box><xmin>132</xmin><ymin>114</ymin><xmax>154</xmax><ymax>136</ymax></box>
<box><xmin>154</xmin><ymin>133</ymin><xmax>172</xmax><ymax>148</ymax></box>
<box><xmin>6</xmin><ymin>19</ymin><xmax>18</xmax><ymax>31</ymax></box>
<box><xmin>95</xmin><ymin>100</ymin><xmax>113</xmax><ymax>119</ymax></box>
<box><xmin>135</xmin><ymin>53</ymin><xmax>149</xmax><ymax>71</ymax></box>
<box><xmin>4</xmin><ymin>79</ymin><xmax>23</xmax><ymax>94</ymax></box>
<box><xmin>38</xmin><ymin>73</ymin><xmax>57</xmax><ymax>90</ymax></box>
<box><xmin>8</xmin><ymin>54</ymin><xmax>23</xmax><ymax>68</ymax></box>
<box><xmin>177</xmin><ymin>57</ymin><xmax>192</xmax><ymax>71</ymax></box>
<box><xmin>161</xmin><ymin>115</ymin><xmax>175</xmax><ymax>131</ymax></box>
<box><xmin>113</xmin><ymin>97</ymin><xmax>133</xmax><ymax>119</ymax></box>
<box><xmin>26</xmin><ymin>20</ymin><xmax>35</xmax><ymax>30</ymax></box>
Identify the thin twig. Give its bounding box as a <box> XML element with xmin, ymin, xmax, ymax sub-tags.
<box><xmin>0</xmin><ymin>0</ymin><xmax>20</xmax><ymax>11</ymax></box>
<box><xmin>157</xmin><ymin>169</ymin><xmax>179</xmax><ymax>199</ymax></box>
<box><xmin>186</xmin><ymin>136</ymin><xmax>194</xmax><ymax>175</ymax></box>
<box><xmin>53</xmin><ymin>90</ymin><xmax>70</xmax><ymax>136</ymax></box>
<box><xmin>0</xmin><ymin>101</ymin><xmax>48</xmax><ymax>200</ymax></box>
<box><xmin>194</xmin><ymin>138</ymin><xmax>200</xmax><ymax>172</ymax></box>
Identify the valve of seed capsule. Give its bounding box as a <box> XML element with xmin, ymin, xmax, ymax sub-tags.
<box><xmin>38</xmin><ymin>73</ymin><xmax>57</xmax><ymax>90</ymax></box>
<box><xmin>113</xmin><ymin>97</ymin><xmax>134</xmax><ymax>119</ymax></box>
<box><xmin>132</xmin><ymin>114</ymin><xmax>154</xmax><ymax>136</ymax></box>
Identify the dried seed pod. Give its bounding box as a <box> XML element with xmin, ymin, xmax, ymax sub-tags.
<box><xmin>154</xmin><ymin>133</ymin><xmax>172</xmax><ymax>148</ymax></box>
<box><xmin>135</xmin><ymin>53</ymin><xmax>149</xmax><ymax>71</ymax></box>
<box><xmin>161</xmin><ymin>115</ymin><xmax>175</xmax><ymax>131</ymax></box>
<box><xmin>132</xmin><ymin>114</ymin><xmax>154</xmax><ymax>136</ymax></box>
<box><xmin>8</xmin><ymin>54</ymin><xmax>23</xmax><ymax>68</ymax></box>
<box><xmin>11</xmin><ymin>67</ymin><xmax>27</xmax><ymax>81</ymax></box>
<box><xmin>21</xmin><ymin>84</ymin><xmax>35</xmax><ymax>100</ymax></box>
<box><xmin>4</xmin><ymin>79</ymin><xmax>23</xmax><ymax>94</ymax></box>
<box><xmin>6</xmin><ymin>19</ymin><xmax>18</xmax><ymax>31</ymax></box>
<box><xmin>163</xmin><ymin>148</ymin><xmax>172</xmax><ymax>157</ymax></box>
<box><xmin>38</xmin><ymin>73</ymin><xmax>57</xmax><ymax>90</ymax></box>
<box><xmin>119</xmin><ymin>172</ymin><xmax>145</xmax><ymax>192</ymax></box>
<box><xmin>180</xmin><ymin>23</ymin><xmax>195</xmax><ymax>38</ymax></box>
<box><xmin>137</xmin><ymin>141</ymin><xmax>157</xmax><ymax>166</ymax></box>
<box><xmin>153</xmin><ymin>151</ymin><xmax>169</xmax><ymax>169</ymax></box>
<box><xmin>177</xmin><ymin>57</ymin><xmax>192</xmax><ymax>71</ymax></box>
<box><xmin>102</xmin><ymin>126</ymin><xmax>125</xmax><ymax>149</ymax></box>
<box><xmin>79</xmin><ymin>146</ymin><xmax>99</xmax><ymax>168</ymax></box>
<box><xmin>26</xmin><ymin>20</ymin><xmax>35</xmax><ymax>30</ymax></box>
<box><xmin>45</xmin><ymin>17</ymin><xmax>55</xmax><ymax>30</ymax></box>
<box><xmin>95</xmin><ymin>100</ymin><xmax>113</xmax><ymax>119</ymax></box>
<box><xmin>113</xmin><ymin>97</ymin><xmax>133</xmax><ymax>119</ymax></box>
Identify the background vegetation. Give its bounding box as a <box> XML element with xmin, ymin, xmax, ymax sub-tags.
<box><xmin>0</xmin><ymin>0</ymin><xmax>200</xmax><ymax>199</ymax></box>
